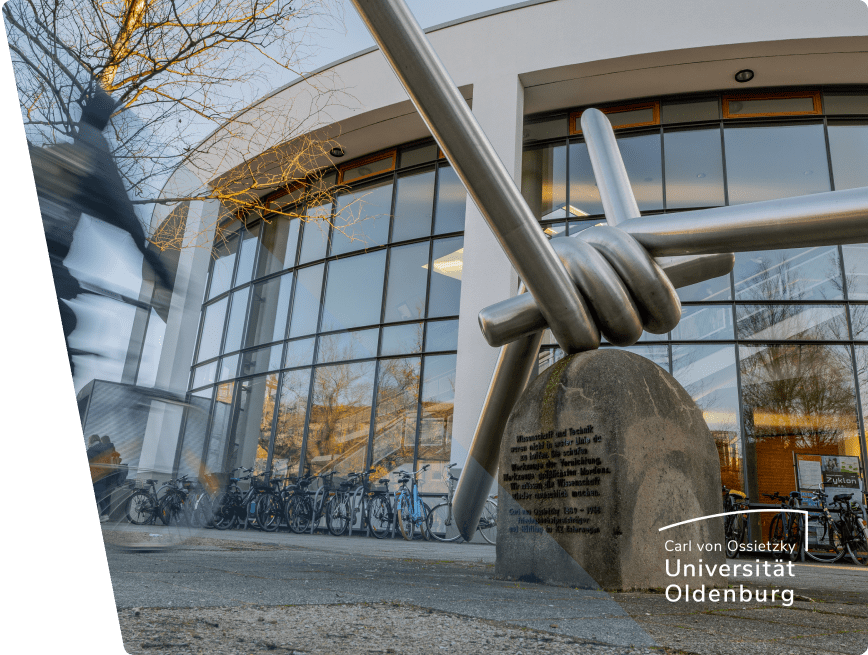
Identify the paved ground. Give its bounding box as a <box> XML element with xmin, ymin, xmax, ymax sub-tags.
<box><xmin>105</xmin><ymin>526</ymin><xmax>868</xmax><ymax>655</ymax></box>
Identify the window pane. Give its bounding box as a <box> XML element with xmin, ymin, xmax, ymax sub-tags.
<box><xmin>289</xmin><ymin>264</ymin><xmax>324</xmax><ymax>338</ymax></box>
<box><xmin>222</xmin><ymin>287</ymin><xmax>250</xmax><ymax>354</ymax></box>
<box><xmin>316</xmin><ymin>328</ymin><xmax>379</xmax><ymax>364</ymax></box>
<box><xmin>661</xmin><ymin>98</ymin><xmax>719</xmax><ymax>124</ymax></box>
<box><xmin>523</xmin><ymin>116</ymin><xmax>567</xmax><ymax>143</ymax></box>
<box><xmin>736</xmin><ymin>305</ymin><xmax>850</xmax><ymax>341</ymax></box>
<box><xmin>727</xmin><ymin>95</ymin><xmax>816</xmax><ymax>116</ymax></box>
<box><xmin>196</xmin><ymin>297</ymin><xmax>227</xmax><ymax>363</ymax></box>
<box><xmin>381</xmin><ymin>323</ymin><xmax>423</xmax><ymax>357</ymax></box>
<box><xmin>418</xmin><ymin>354</ymin><xmax>456</xmax><ymax>492</ymax></box>
<box><xmin>434</xmin><ymin>165</ymin><xmax>467</xmax><ymax>234</ymax></box>
<box><xmin>234</xmin><ymin>224</ymin><xmax>260</xmax><ymax>286</ymax></box>
<box><xmin>567</xmin><ymin>142</ymin><xmax>604</xmax><ymax>217</ymax></box>
<box><xmin>257</xmin><ymin>216</ymin><xmax>300</xmax><ymax>278</ymax></box>
<box><xmin>618</xmin><ymin>133</ymin><xmax>663</xmax><ymax>211</ymax></box>
<box><xmin>207</xmin><ymin>236</ymin><xmax>238</xmax><ymax>300</ymax></box>
<box><xmin>192</xmin><ymin>361</ymin><xmax>218</xmax><ymax>389</ymax></box>
<box><xmin>671</xmin><ymin>344</ymin><xmax>743</xmax><ymax>492</ymax></box>
<box><xmin>427</xmin><ymin>237</ymin><xmax>463</xmax><ymax>318</ymax></box>
<box><xmin>724</xmin><ymin>124</ymin><xmax>830</xmax><ymax>204</ymax></box>
<box><xmin>392</xmin><ymin>168</ymin><xmax>435</xmax><ymax>242</ymax></box>
<box><xmin>607</xmin><ymin>344</ymin><xmax>669</xmax><ymax>371</ymax></box>
<box><xmin>205</xmin><ymin>382</ymin><xmax>234</xmax><ymax>476</ymax></box>
<box><xmin>664</xmin><ymin>128</ymin><xmax>725</xmax><ymax>209</ymax></box>
<box><xmin>298</xmin><ymin>205</ymin><xmax>331</xmax><ymax>264</ymax></box>
<box><xmin>342</xmin><ymin>155</ymin><xmax>393</xmax><ymax>183</ymax></box>
<box><xmin>306</xmin><ymin>361</ymin><xmax>376</xmax><ymax>475</ymax></box>
<box><xmin>384</xmin><ymin>241</ymin><xmax>429</xmax><ymax>323</ymax></box>
<box><xmin>240</xmin><ymin>345</ymin><xmax>283</xmax><ymax>377</ymax></box>
<box><xmin>219</xmin><ymin>354</ymin><xmax>238</xmax><ymax>381</ymax></box>
<box><xmin>677</xmin><ymin>274</ymin><xmax>732</xmax><ymax>303</ymax></box>
<box><xmin>399</xmin><ymin>143</ymin><xmax>437</xmax><ymax>168</ymax></box>
<box><xmin>733</xmin><ymin>246</ymin><xmax>843</xmax><ymax>302</ymax></box>
<box><xmin>544</xmin><ymin>223</ymin><xmax>567</xmax><ymax>239</ymax></box>
<box><xmin>850</xmin><ymin>305</ymin><xmax>868</xmax><ymax>340</ymax></box>
<box><xmin>824</xmin><ymin>93</ymin><xmax>868</xmax><ymax>115</ymax></box>
<box><xmin>177</xmin><ymin>388</ymin><xmax>212</xmax><ymax>479</ymax></box>
<box><xmin>671</xmin><ymin>305</ymin><xmax>734</xmax><ymax>341</ymax></box>
<box><xmin>521</xmin><ymin>144</ymin><xmax>567</xmax><ymax>220</ymax></box>
<box><xmin>284</xmin><ymin>337</ymin><xmax>315</xmax><ymax>369</ymax></box>
<box><xmin>245</xmin><ymin>273</ymin><xmax>293</xmax><ymax>348</ymax></box>
<box><xmin>740</xmin><ymin>344</ymin><xmax>861</xmax><ymax>519</ymax></box>
<box><xmin>331</xmin><ymin>181</ymin><xmax>392</xmax><ymax>256</ymax></box>
<box><xmin>229</xmin><ymin>373</ymin><xmax>279</xmax><ymax>475</ymax></box>
<box><xmin>273</xmin><ymin>368</ymin><xmax>311</xmax><ymax>478</ymax></box>
<box><xmin>321</xmin><ymin>251</ymin><xmax>387</xmax><ymax>332</ymax></box>
<box><xmin>425</xmin><ymin>319</ymin><xmax>459</xmax><ymax>352</ymax></box>
<box><xmin>828</xmin><ymin>122</ymin><xmax>868</xmax><ymax>191</ymax></box>
<box><xmin>370</xmin><ymin>357</ymin><xmax>420</xmax><ymax>478</ymax></box>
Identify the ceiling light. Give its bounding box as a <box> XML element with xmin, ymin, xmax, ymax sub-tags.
<box><xmin>734</xmin><ymin>69</ymin><xmax>754</xmax><ymax>83</ymax></box>
<box><xmin>330</xmin><ymin>147</ymin><xmax>345</xmax><ymax>158</ymax></box>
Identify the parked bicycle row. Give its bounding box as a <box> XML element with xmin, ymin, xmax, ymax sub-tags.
<box><xmin>121</xmin><ymin>463</ymin><xmax>496</xmax><ymax>544</ymax></box>
<box><xmin>722</xmin><ymin>485</ymin><xmax>868</xmax><ymax>565</ymax></box>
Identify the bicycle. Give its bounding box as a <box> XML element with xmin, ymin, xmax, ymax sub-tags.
<box><xmin>327</xmin><ymin>473</ymin><xmax>359</xmax><ymax>536</ymax></box>
<box><xmin>159</xmin><ymin>475</ymin><xmax>194</xmax><ymax>526</ymax></box>
<box><xmin>829</xmin><ymin>492</ymin><xmax>868</xmax><ymax>566</ymax></box>
<box><xmin>802</xmin><ymin>490</ymin><xmax>845</xmax><ymax>563</ymax></box>
<box><xmin>764</xmin><ymin>491</ymin><xmax>802</xmax><ymax>562</ymax></box>
<box><xmin>125</xmin><ymin>478</ymin><xmax>169</xmax><ymax>525</ymax></box>
<box><xmin>366</xmin><ymin>473</ymin><xmax>395</xmax><ymax>539</ymax></box>
<box><xmin>477</xmin><ymin>495</ymin><xmax>497</xmax><ymax>545</ymax></box>
<box><xmin>722</xmin><ymin>486</ymin><xmax>749</xmax><ymax>558</ymax></box>
<box><xmin>395</xmin><ymin>465</ymin><xmax>431</xmax><ymax>541</ymax></box>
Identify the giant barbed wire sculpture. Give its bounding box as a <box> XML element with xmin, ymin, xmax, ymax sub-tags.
<box><xmin>349</xmin><ymin>0</ymin><xmax>868</xmax><ymax>540</ymax></box>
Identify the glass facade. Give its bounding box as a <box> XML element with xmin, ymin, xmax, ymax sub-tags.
<box><xmin>184</xmin><ymin>143</ymin><xmax>466</xmax><ymax>489</ymax></box>
<box><xmin>526</xmin><ymin>89</ymin><xmax>868</xmax><ymax>505</ymax></box>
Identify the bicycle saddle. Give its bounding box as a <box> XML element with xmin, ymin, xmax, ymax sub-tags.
<box><xmin>834</xmin><ymin>493</ymin><xmax>853</xmax><ymax>503</ymax></box>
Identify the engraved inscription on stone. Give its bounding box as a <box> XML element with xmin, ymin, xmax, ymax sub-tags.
<box><xmin>503</xmin><ymin>425</ymin><xmax>609</xmax><ymax>536</ymax></box>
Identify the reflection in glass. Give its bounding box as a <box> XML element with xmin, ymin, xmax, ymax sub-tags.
<box><xmin>850</xmin><ymin>305</ymin><xmax>868</xmax><ymax>341</ymax></box>
<box><xmin>399</xmin><ymin>143</ymin><xmax>437</xmax><ymax>168</ymax></box>
<box><xmin>288</xmin><ymin>264</ymin><xmax>324</xmax><ymax>338</ymax></box>
<box><xmin>733</xmin><ymin>246</ymin><xmax>843</xmax><ymax>302</ymax></box>
<box><xmin>219</xmin><ymin>354</ymin><xmax>238</xmax><ymax>381</ymax></box>
<box><xmin>342</xmin><ymin>155</ymin><xmax>393</xmax><ymax>183</ymax></box>
<box><xmin>273</xmin><ymin>368</ymin><xmax>311</xmax><ymax>478</ymax></box>
<box><xmin>206</xmin><ymin>382</ymin><xmax>234</xmax><ymax>476</ymax></box>
<box><xmin>321</xmin><ymin>251</ymin><xmax>387</xmax><ymax>331</ymax></box>
<box><xmin>207</xmin><ymin>235</ymin><xmax>238</xmax><ymax>300</ymax></box>
<box><xmin>521</xmin><ymin>144</ymin><xmax>567</xmax><ymax>220</ymax></box>
<box><xmin>425</xmin><ymin>320</ymin><xmax>458</xmax><ymax>352</ymax></box>
<box><xmin>544</xmin><ymin>223</ymin><xmax>567</xmax><ymax>239</ymax></box>
<box><xmin>671</xmin><ymin>305</ymin><xmax>734</xmax><ymax>341</ymax></box>
<box><xmin>316</xmin><ymin>328</ymin><xmax>379</xmax><ymax>364</ymax></box>
<box><xmin>393</xmin><ymin>168</ymin><xmax>435</xmax><ymax>242</ymax></box>
<box><xmin>223</xmin><ymin>287</ymin><xmax>250</xmax><ymax>354</ymax></box>
<box><xmin>332</xmin><ymin>181</ymin><xmax>392</xmax><ymax>255</ymax></box>
<box><xmin>567</xmin><ymin>141</ymin><xmax>604</xmax><ymax>217</ymax></box>
<box><xmin>427</xmin><ymin>237</ymin><xmax>463</xmax><ymax>318</ymax></box>
<box><xmin>381</xmin><ymin>323</ymin><xmax>423</xmax><ymax>357</ymax></box>
<box><xmin>736</xmin><ymin>304</ymin><xmax>849</xmax><ymax>341</ymax></box>
<box><xmin>727</xmin><ymin>96</ymin><xmax>815</xmax><ymax>116</ymax></box>
<box><xmin>433</xmin><ymin>165</ymin><xmax>466</xmax><ymax>234</ymax></box>
<box><xmin>671</xmin><ymin>344</ymin><xmax>743</xmax><ymax>491</ymax></box>
<box><xmin>192</xmin><ymin>361</ymin><xmax>217</xmax><ymax>389</ymax></box>
<box><xmin>370</xmin><ymin>357</ymin><xmax>420</xmax><ymax>478</ymax></box>
<box><xmin>724</xmin><ymin>124</ymin><xmax>830</xmax><ymax>205</ymax></box>
<box><xmin>612</xmin><ymin>345</ymin><xmax>670</xmax><ymax>371</ymax></box>
<box><xmin>229</xmin><ymin>373</ymin><xmax>279</xmax><ymax>474</ymax></box>
<box><xmin>298</xmin><ymin>205</ymin><xmax>331</xmax><ymax>264</ymax></box>
<box><xmin>852</xmin><ymin>346</ymin><xmax>868</xmax><ymax>458</ymax></box>
<box><xmin>284</xmin><ymin>337</ymin><xmax>315</xmax><ymax>369</ymax></box>
<box><xmin>178</xmin><ymin>388</ymin><xmax>212</xmax><ymax>479</ymax></box>
<box><xmin>418</xmin><ymin>354</ymin><xmax>456</xmax><ymax>491</ymax></box>
<box><xmin>234</xmin><ymin>224</ymin><xmax>260</xmax><ymax>286</ymax></box>
<box><xmin>196</xmin><ymin>297</ymin><xmax>227</xmax><ymax>363</ymax></box>
<box><xmin>664</xmin><ymin>129</ymin><xmax>724</xmax><ymax>209</ymax></box>
<box><xmin>660</xmin><ymin>98</ymin><xmax>719</xmax><ymax>123</ymax></box>
<box><xmin>240</xmin><ymin>345</ymin><xmax>283</xmax><ymax>377</ymax></box>
<box><xmin>677</xmin><ymin>274</ymin><xmax>731</xmax><ymax>303</ymax></box>
<box><xmin>245</xmin><ymin>273</ymin><xmax>293</xmax><ymax>348</ymax></box>
<box><xmin>617</xmin><ymin>133</ymin><xmax>663</xmax><ymax>211</ymax></box>
<box><xmin>384</xmin><ymin>242</ymin><xmax>429</xmax><ymax>323</ymax></box>
<box><xmin>740</xmin><ymin>344</ymin><xmax>861</xmax><ymax>514</ymax></box>
<box><xmin>306</xmin><ymin>361</ymin><xmax>375</xmax><ymax>475</ymax></box>
<box><xmin>257</xmin><ymin>217</ymin><xmax>300</xmax><ymax>278</ymax></box>
<box><xmin>537</xmin><ymin>347</ymin><xmax>565</xmax><ymax>374</ymax></box>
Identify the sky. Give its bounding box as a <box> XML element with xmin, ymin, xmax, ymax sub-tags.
<box><xmin>50</xmin><ymin>0</ymin><xmax>536</xmax><ymax>394</ymax></box>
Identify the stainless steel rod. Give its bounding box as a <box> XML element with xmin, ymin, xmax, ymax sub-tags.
<box><xmin>348</xmin><ymin>0</ymin><xmax>594</xmax><ymax>354</ymax></box>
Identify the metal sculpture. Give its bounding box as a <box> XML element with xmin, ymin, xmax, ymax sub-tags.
<box><xmin>350</xmin><ymin>0</ymin><xmax>868</xmax><ymax>540</ymax></box>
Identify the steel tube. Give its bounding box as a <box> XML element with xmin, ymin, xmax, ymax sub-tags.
<box><xmin>349</xmin><ymin>0</ymin><xmax>594</xmax><ymax>354</ymax></box>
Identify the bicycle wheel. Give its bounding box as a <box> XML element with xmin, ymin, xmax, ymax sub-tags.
<box><xmin>327</xmin><ymin>495</ymin><xmax>351</xmax><ymax>536</ymax></box>
<box><xmin>846</xmin><ymin>528</ymin><xmax>868</xmax><ymax>566</ymax></box>
<box><xmin>368</xmin><ymin>494</ymin><xmax>392</xmax><ymax>539</ymax></box>
<box><xmin>769</xmin><ymin>514</ymin><xmax>783</xmax><ymax>545</ymax></box>
<box><xmin>257</xmin><ymin>492</ymin><xmax>282</xmax><ymax>532</ymax></box>
<box><xmin>426</xmin><ymin>503</ymin><xmax>461</xmax><ymax>542</ymax></box>
<box><xmin>396</xmin><ymin>493</ymin><xmax>414</xmax><ymax>541</ymax></box>
<box><xmin>125</xmin><ymin>490</ymin><xmax>157</xmax><ymax>525</ymax></box>
<box><xmin>159</xmin><ymin>491</ymin><xmax>187</xmax><ymax>526</ymax></box>
<box><xmin>785</xmin><ymin>515</ymin><xmax>802</xmax><ymax>562</ymax></box>
<box><xmin>805</xmin><ymin>517</ymin><xmax>845</xmax><ymax>563</ymax></box>
<box><xmin>211</xmin><ymin>491</ymin><xmax>237</xmax><ymax>530</ymax></box>
<box><xmin>478</xmin><ymin>500</ymin><xmax>497</xmax><ymax>545</ymax></box>
<box><xmin>286</xmin><ymin>494</ymin><xmax>312</xmax><ymax>534</ymax></box>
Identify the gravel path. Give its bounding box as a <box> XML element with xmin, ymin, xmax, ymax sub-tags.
<box><xmin>118</xmin><ymin>604</ymin><xmax>678</xmax><ymax>655</ymax></box>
